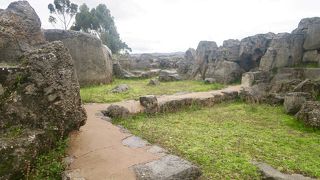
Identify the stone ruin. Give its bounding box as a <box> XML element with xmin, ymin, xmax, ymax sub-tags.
<box><xmin>0</xmin><ymin>1</ymin><xmax>86</xmax><ymax>179</ymax></box>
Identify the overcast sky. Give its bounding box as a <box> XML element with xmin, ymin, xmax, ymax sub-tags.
<box><xmin>1</xmin><ymin>0</ymin><xmax>320</xmax><ymax>53</ymax></box>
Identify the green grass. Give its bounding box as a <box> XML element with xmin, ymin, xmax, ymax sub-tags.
<box><xmin>114</xmin><ymin>102</ymin><xmax>320</xmax><ymax>179</ymax></box>
<box><xmin>80</xmin><ymin>79</ymin><xmax>224</xmax><ymax>103</ymax></box>
<box><xmin>30</xmin><ymin>139</ymin><xmax>68</xmax><ymax>180</ymax></box>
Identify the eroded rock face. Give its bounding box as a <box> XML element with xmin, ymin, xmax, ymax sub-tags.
<box><xmin>44</xmin><ymin>29</ymin><xmax>113</xmax><ymax>86</ymax></box>
<box><xmin>284</xmin><ymin>92</ymin><xmax>312</xmax><ymax>114</ymax></box>
<box><xmin>0</xmin><ymin>2</ymin><xmax>86</xmax><ymax>178</ymax></box>
<box><xmin>220</xmin><ymin>39</ymin><xmax>240</xmax><ymax>62</ymax></box>
<box><xmin>296</xmin><ymin>101</ymin><xmax>320</xmax><ymax>128</ymax></box>
<box><xmin>303</xmin><ymin>50</ymin><xmax>320</xmax><ymax>64</ymax></box>
<box><xmin>0</xmin><ymin>42</ymin><xmax>87</xmax><ymax>179</ymax></box>
<box><xmin>206</xmin><ymin>60</ymin><xmax>243</xmax><ymax>84</ymax></box>
<box><xmin>0</xmin><ymin>1</ymin><xmax>45</xmax><ymax>64</ymax></box>
<box><xmin>177</xmin><ymin>48</ymin><xmax>196</xmax><ymax>79</ymax></box>
<box><xmin>259</xmin><ymin>33</ymin><xmax>304</xmax><ymax>71</ymax></box>
<box><xmin>238</xmin><ymin>33</ymin><xmax>275</xmax><ymax>71</ymax></box>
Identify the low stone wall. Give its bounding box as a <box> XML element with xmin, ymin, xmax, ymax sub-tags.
<box><xmin>102</xmin><ymin>86</ymin><xmax>241</xmax><ymax>119</ymax></box>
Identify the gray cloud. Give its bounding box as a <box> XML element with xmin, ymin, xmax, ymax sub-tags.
<box><xmin>1</xmin><ymin>0</ymin><xmax>320</xmax><ymax>53</ymax></box>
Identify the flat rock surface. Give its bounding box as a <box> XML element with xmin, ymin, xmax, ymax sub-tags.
<box><xmin>133</xmin><ymin>155</ymin><xmax>202</xmax><ymax>180</ymax></box>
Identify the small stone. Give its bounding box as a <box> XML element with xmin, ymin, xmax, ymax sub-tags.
<box><xmin>101</xmin><ymin>105</ymin><xmax>130</xmax><ymax>119</ymax></box>
<box><xmin>111</xmin><ymin>84</ymin><xmax>130</xmax><ymax>93</ymax></box>
<box><xmin>148</xmin><ymin>79</ymin><xmax>160</xmax><ymax>86</ymax></box>
<box><xmin>122</xmin><ymin>136</ymin><xmax>149</xmax><ymax>148</ymax></box>
<box><xmin>204</xmin><ymin>78</ymin><xmax>215</xmax><ymax>84</ymax></box>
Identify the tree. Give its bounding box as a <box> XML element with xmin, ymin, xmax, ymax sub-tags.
<box><xmin>71</xmin><ymin>3</ymin><xmax>131</xmax><ymax>54</ymax></box>
<box><xmin>48</xmin><ymin>0</ymin><xmax>78</xmax><ymax>30</ymax></box>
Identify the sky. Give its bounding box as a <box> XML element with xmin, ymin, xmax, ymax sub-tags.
<box><xmin>1</xmin><ymin>0</ymin><xmax>320</xmax><ymax>53</ymax></box>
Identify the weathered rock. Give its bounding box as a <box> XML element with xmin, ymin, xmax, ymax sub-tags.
<box><xmin>177</xmin><ymin>48</ymin><xmax>196</xmax><ymax>78</ymax></box>
<box><xmin>0</xmin><ymin>1</ymin><xmax>45</xmax><ymax>64</ymax></box>
<box><xmin>220</xmin><ymin>39</ymin><xmax>240</xmax><ymax>62</ymax></box>
<box><xmin>238</xmin><ymin>33</ymin><xmax>275</xmax><ymax>71</ymax></box>
<box><xmin>111</xmin><ymin>84</ymin><xmax>130</xmax><ymax>93</ymax></box>
<box><xmin>241</xmin><ymin>71</ymin><xmax>270</xmax><ymax>87</ymax></box>
<box><xmin>0</xmin><ymin>42</ymin><xmax>87</xmax><ymax>179</ymax></box>
<box><xmin>302</xmin><ymin>19</ymin><xmax>320</xmax><ymax>50</ymax></box>
<box><xmin>122</xmin><ymin>136</ymin><xmax>149</xmax><ymax>148</ymax></box>
<box><xmin>159</xmin><ymin>70</ymin><xmax>182</xmax><ymax>82</ymax></box>
<box><xmin>253</xmin><ymin>162</ymin><xmax>315</xmax><ymax>180</ymax></box>
<box><xmin>293</xmin><ymin>79</ymin><xmax>320</xmax><ymax>98</ymax></box>
<box><xmin>303</xmin><ymin>50</ymin><xmax>320</xmax><ymax>64</ymax></box>
<box><xmin>296</xmin><ymin>101</ymin><xmax>320</xmax><ymax>128</ymax></box>
<box><xmin>204</xmin><ymin>78</ymin><xmax>215</xmax><ymax>84</ymax></box>
<box><xmin>284</xmin><ymin>92</ymin><xmax>312</xmax><ymax>114</ymax></box>
<box><xmin>272</xmin><ymin>68</ymin><xmax>320</xmax><ymax>82</ymax></box>
<box><xmin>206</xmin><ymin>60</ymin><xmax>243</xmax><ymax>84</ymax></box>
<box><xmin>192</xmin><ymin>41</ymin><xmax>219</xmax><ymax>79</ymax></box>
<box><xmin>140</xmin><ymin>95</ymin><xmax>158</xmax><ymax>114</ymax></box>
<box><xmin>133</xmin><ymin>155</ymin><xmax>202</xmax><ymax>180</ymax></box>
<box><xmin>102</xmin><ymin>105</ymin><xmax>130</xmax><ymax>119</ymax></box>
<box><xmin>44</xmin><ymin>29</ymin><xmax>113</xmax><ymax>86</ymax></box>
<box><xmin>113</xmin><ymin>62</ymin><xmax>137</xmax><ymax>79</ymax></box>
<box><xmin>148</xmin><ymin>79</ymin><xmax>160</xmax><ymax>86</ymax></box>
<box><xmin>259</xmin><ymin>33</ymin><xmax>304</xmax><ymax>71</ymax></box>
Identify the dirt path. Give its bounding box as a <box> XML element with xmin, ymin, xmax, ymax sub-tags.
<box><xmin>67</xmin><ymin>85</ymin><xmax>242</xmax><ymax>179</ymax></box>
<box><xmin>68</xmin><ymin>104</ymin><xmax>160</xmax><ymax>180</ymax></box>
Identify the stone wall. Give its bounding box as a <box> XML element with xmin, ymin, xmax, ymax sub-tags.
<box><xmin>44</xmin><ymin>29</ymin><xmax>113</xmax><ymax>86</ymax></box>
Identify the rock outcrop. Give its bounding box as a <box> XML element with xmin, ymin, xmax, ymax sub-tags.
<box><xmin>296</xmin><ymin>101</ymin><xmax>320</xmax><ymax>128</ymax></box>
<box><xmin>259</xmin><ymin>33</ymin><xmax>304</xmax><ymax>71</ymax></box>
<box><xmin>0</xmin><ymin>2</ymin><xmax>86</xmax><ymax>179</ymax></box>
<box><xmin>0</xmin><ymin>1</ymin><xmax>45</xmax><ymax>64</ymax></box>
<box><xmin>44</xmin><ymin>29</ymin><xmax>113</xmax><ymax>86</ymax></box>
<box><xmin>238</xmin><ymin>33</ymin><xmax>274</xmax><ymax>71</ymax></box>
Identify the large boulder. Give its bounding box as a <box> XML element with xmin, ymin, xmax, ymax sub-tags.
<box><xmin>259</xmin><ymin>33</ymin><xmax>304</xmax><ymax>71</ymax></box>
<box><xmin>0</xmin><ymin>42</ymin><xmax>87</xmax><ymax>179</ymax></box>
<box><xmin>300</xmin><ymin>18</ymin><xmax>320</xmax><ymax>50</ymax></box>
<box><xmin>296</xmin><ymin>101</ymin><xmax>320</xmax><ymax>128</ymax></box>
<box><xmin>284</xmin><ymin>92</ymin><xmax>312</xmax><ymax>114</ymax></box>
<box><xmin>44</xmin><ymin>29</ymin><xmax>113</xmax><ymax>86</ymax></box>
<box><xmin>238</xmin><ymin>33</ymin><xmax>275</xmax><ymax>71</ymax></box>
<box><xmin>0</xmin><ymin>2</ymin><xmax>86</xmax><ymax>179</ymax></box>
<box><xmin>159</xmin><ymin>70</ymin><xmax>182</xmax><ymax>82</ymax></box>
<box><xmin>177</xmin><ymin>48</ymin><xmax>196</xmax><ymax>78</ymax></box>
<box><xmin>206</xmin><ymin>60</ymin><xmax>243</xmax><ymax>84</ymax></box>
<box><xmin>219</xmin><ymin>39</ymin><xmax>240</xmax><ymax>62</ymax></box>
<box><xmin>193</xmin><ymin>41</ymin><xmax>219</xmax><ymax>79</ymax></box>
<box><xmin>113</xmin><ymin>62</ymin><xmax>137</xmax><ymax>79</ymax></box>
<box><xmin>302</xmin><ymin>50</ymin><xmax>320</xmax><ymax>64</ymax></box>
<box><xmin>0</xmin><ymin>1</ymin><xmax>45</xmax><ymax>64</ymax></box>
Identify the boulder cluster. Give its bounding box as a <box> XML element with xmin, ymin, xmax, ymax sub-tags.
<box><xmin>178</xmin><ymin>18</ymin><xmax>320</xmax><ymax>84</ymax></box>
<box><xmin>0</xmin><ymin>1</ymin><xmax>87</xmax><ymax>179</ymax></box>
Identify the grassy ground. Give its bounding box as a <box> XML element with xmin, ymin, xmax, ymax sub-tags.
<box><xmin>114</xmin><ymin>102</ymin><xmax>320</xmax><ymax>179</ymax></box>
<box><xmin>80</xmin><ymin>79</ymin><xmax>224</xmax><ymax>103</ymax></box>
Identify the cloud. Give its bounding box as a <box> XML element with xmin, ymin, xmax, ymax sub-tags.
<box><xmin>1</xmin><ymin>0</ymin><xmax>320</xmax><ymax>53</ymax></box>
